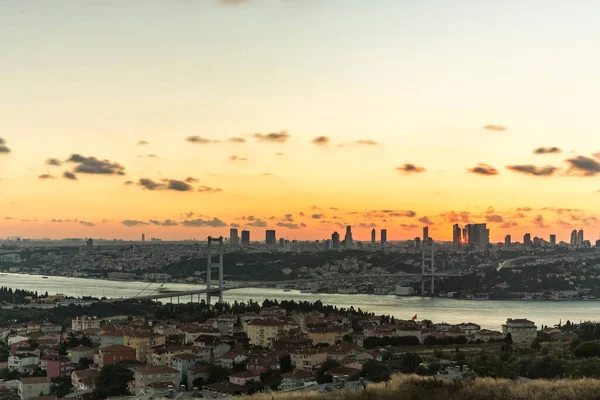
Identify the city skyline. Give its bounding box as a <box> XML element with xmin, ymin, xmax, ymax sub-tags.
<box><xmin>2</xmin><ymin>0</ymin><xmax>600</xmax><ymax>241</ymax></box>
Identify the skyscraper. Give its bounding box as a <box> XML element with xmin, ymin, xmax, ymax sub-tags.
<box><xmin>266</xmin><ymin>230</ymin><xmax>276</xmax><ymax>245</ymax></box>
<box><xmin>371</xmin><ymin>229</ymin><xmax>376</xmax><ymax>244</ymax></box>
<box><xmin>414</xmin><ymin>237</ymin><xmax>421</xmax><ymax>251</ymax></box>
<box><xmin>86</xmin><ymin>238</ymin><xmax>93</xmax><ymax>254</ymax></box>
<box><xmin>381</xmin><ymin>229</ymin><xmax>387</xmax><ymax>244</ymax></box>
<box><xmin>505</xmin><ymin>235</ymin><xmax>511</xmax><ymax>247</ymax></box>
<box><xmin>229</xmin><ymin>228</ymin><xmax>239</xmax><ymax>245</ymax></box>
<box><xmin>578</xmin><ymin>229</ymin><xmax>584</xmax><ymax>246</ymax></box>
<box><xmin>279</xmin><ymin>237</ymin><xmax>285</xmax><ymax>247</ymax></box>
<box><xmin>332</xmin><ymin>232</ymin><xmax>340</xmax><ymax>249</ymax></box>
<box><xmin>570</xmin><ymin>230</ymin><xmax>577</xmax><ymax>246</ymax></box>
<box><xmin>549</xmin><ymin>234</ymin><xmax>556</xmax><ymax>246</ymax></box>
<box><xmin>524</xmin><ymin>233</ymin><xmax>531</xmax><ymax>246</ymax></box>
<box><xmin>141</xmin><ymin>234</ymin><xmax>145</xmax><ymax>242</ymax></box>
<box><xmin>344</xmin><ymin>226</ymin><xmax>353</xmax><ymax>248</ymax></box>
<box><xmin>452</xmin><ymin>224</ymin><xmax>461</xmax><ymax>247</ymax></box>
<box><xmin>241</xmin><ymin>230</ymin><xmax>250</xmax><ymax>245</ymax></box>
<box><xmin>423</xmin><ymin>226</ymin><xmax>429</xmax><ymax>242</ymax></box>
<box><xmin>465</xmin><ymin>224</ymin><xmax>489</xmax><ymax>246</ymax></box>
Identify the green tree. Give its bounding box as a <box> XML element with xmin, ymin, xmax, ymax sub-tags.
<box><xmin>361</xmin><ymin>360</ymin><xmax>390</xmax><ymax>383</ymax></box>
<box><xmin>279</xmin><ymin>355</ymin><xmax>292</xmax><ymax>374</ymax></box>
<box><xmin>51</xmin><ymin>376</ymin><xmax>73</xmax><ymax>398</ymax></box>
<box><xmin>91</xmin><ymin>364</ymin><xmax>133</xmax><ymax>400</ymax></box>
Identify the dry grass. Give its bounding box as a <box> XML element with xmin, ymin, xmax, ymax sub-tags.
<box><xmin>244</xmin><ymin>375</ymin><xmax>600</xmax><ymax>400</ymax></box>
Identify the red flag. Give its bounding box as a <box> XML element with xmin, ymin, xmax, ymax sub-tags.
<box><xmin>411</xmin><ymin>314</ymin><xmax>417</xmax><ymax>321</ymax></box>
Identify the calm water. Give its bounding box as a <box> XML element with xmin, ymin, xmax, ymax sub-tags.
<box><xmin>1</xmin><ymin>273</ymin><xmax>598</xmax><ymax>331</ymax></box>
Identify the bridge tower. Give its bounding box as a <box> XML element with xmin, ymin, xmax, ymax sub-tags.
<box><xmin>206</xmin><ymin>236</ymin><xmax>224</xmax><ymax>304</ymax></box>
<box><xmin>421</xmin><ymin>241</ymin><xmax>435</xmax><ymax>296</ymax></box>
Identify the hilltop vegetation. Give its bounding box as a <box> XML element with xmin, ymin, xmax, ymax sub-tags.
<box><xmin>245</xmin><ymin>374</ymin><xmax>600</xmax><ymax>400</ymax></box>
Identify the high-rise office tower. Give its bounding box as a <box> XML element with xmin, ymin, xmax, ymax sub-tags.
<box><xmin>344</xmin><ymin>226</ymin><xmax>353</xmax><ymax>248</ymax></box>
<box><xmin>505</xmin><ymin>235</ymin><xmax>511</xmax><ymax>247</ymax></box>
<box><xmin>279</xmin><ymin>238</ymin><xmax>285</xmax><ymax>247</ymax></box>
<box><xmin>570</xmin><ymin>230</ymin><xmax>577</xmax><ymax>246</ymax></box>
<box><xmin>86</xmin><ymin>238</ymin><xmax>93</xmax><ymax>254</ymax></box>
<box><xmin>524</xmin><ymin>233</ymin><xmax>531</xmax><ymax>246</ymax></box>
<box><xmin>462</xmin><ymin>228</ymin><xmax>467</xmax><ymax>244</ymax></box>
<box><xmin>241</xmin><ymin>230</ymin><xmax>250</xmax><ymax>245</ymax></box>
<box><xmin>452</xmin><ymin>224</ymin><xmax>461</xmax><ymax>247</ymax></box>
<box><xmin>549</xmin><ymin>234</ymin><xmax>556</xmax><ymax>246</ymax></box>
<box><xmin>465</xmin><ymin>224</ymin><xmax>490</xmax><ymax>246</ymax></box>
<box><xmin>266</xmin><ymin>230</ymin><xmax>276</xmax><ymax>245</ymax></box>
<box><xmin>371</xmin><ymin>229</ymin><xmax>376</xmax><ymax>244</ymax></box>
<box><xmin>332</xmin><ymin>232</ymin><xmax>340</xmax><ymax>249</ymax></box>
<box><xmin>229</xmin><ymin>228</ymin><xmax>239</xmax><ymax>245</ymax></box>
<box><xmin>381</xmin><ymin>229</ymin><xmax>387</xmax><ymax>244</ymax></box>
<box><xmin>578</xmin><ymin>229</ymin><xmax>584</xmax><ymax>246</ymax></box>
<box><xmin>423</xmin><ymin>226</ymin><xmax>429</xmax><ymax>242</ymax></box>
<box><xmin>414</xmin><ymin>237</ymin><xmax>421</xmax><ymax>251</ymax></box>
<box><xmin>141</xmin><ymin>234</ymin><xmax>145</xmax><ymax>242</ymax></box>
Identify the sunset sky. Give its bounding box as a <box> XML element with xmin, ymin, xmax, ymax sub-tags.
<box><xmin>1</xmin><ymin>0</ymin><xmax>600</xmax><ymax>242</ymax></box>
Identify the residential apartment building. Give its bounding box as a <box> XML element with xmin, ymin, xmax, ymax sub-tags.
<box><xmin>71</xmin><ymin>316</ymin><xmax>101</xmax><ymax>332</ymax></box>
<box><xmin>502</xmin><ymin>318</ymin><xmax>537</xmax><ymax>344</ymax></box>
<box><xmin>123</xmin><ymin>333</ymin><xmax>166</xmax><ymax>362</ymax></box>
<box><xmin>94</xmin><ymin>345</ymin><xmax>136</xmax><ymax>368</ymax></box>
<box><xmin>290</xmin><ymin>349</ymin><xmax>328</xmax><ymax>372</ymax></box>
<box><xmin>18</xmin><ymin>377</ymin><xmax>51</xmax><ymax>399</ymax></box>
<box><xmin>133</xmin><ymin>366</ymin><xmax>180</xmax><ymax>395</ymax></box>
<box><xmin>245</xmin><ymin>319</ymin><xmax>286</xmax><ymax>348</ymax></box>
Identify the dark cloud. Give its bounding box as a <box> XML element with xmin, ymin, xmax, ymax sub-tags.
<box><xmin>79</xmin><ymin>221</ymin><xmax>95</xmax><ymax>227</ymax></box>
<box><xmin>51</xmin><ymin>218</ymin><xmax>77</xmax><ymax>223</ymax></box>
<box><xmin>283</xmin><ymin>214</ymin><xmax>294</xmax><ymax>222</ymax></box>
<box><xmin>38</xmin><ymin>174</ymin><xmax>55</xmax><ymax>180</ymax></box>
<box><xmin>66</xmin><ymin>154</ymin><xmax>125</xmax><ymax>175</ymax></box>
<box><xmin>439</xmin><ymin>211</ymin><xmax>470</xmax><ymax>224</ymax></box>
<box><xmin>299</xmin><ymin>212</ymin><xmax>305</xmax><ymax>217</ymax></box>
<box><xmin>556</xmin><ymin>219</ymin><xmax>573</xmax><ymax>229</ymax></box>
<box><xmin>181</xmin><ymin>218</ymin><xmax>227</xmax><ymax>227</ymax></box>
<box><xmin>311</xmin><ymin>136</ymin><xmax>330</xmax><ymax>146</ymax></box>
<box><xmin>230</xmin><ymin>223</ymin><xmax>241</xmax><ymax>228</ymax></box>
<box><xmin>124</xmin><ymin>180</ymin><xmax>134</xmax><ymax>185</ymax></box>
<box><xmin>516</xmin><ymin>207</ymin><xmax>532</xmax><ymax>212</ymax></box>
<box><xmin>254</xmin><ymin>131</ymin><xmax>290</xmax><ymax>143</ymax></box>
<box><xmin>122</xmin><ymin>220</ymin><xmax>149</xmax><ymax>227</ymax></box>
<box><xmin>229</xmin><ymin>155</ymin><xmax>248</xmax><ymax>161</ymax></box>
<box><xmin>418</xmin><ymin>216</ymin><xmax>433</xmax><ymax>225</ymax></box>
<box><xmin>4</xmin><ymin>217</ymin><xmax>13</xmax><ymax>220</ymax></box>
<box><xmin>150</xmin><ymin>219</ymin><xmax>179</xmax><ymax>226</ymax></box>
<box><xmin>484</xmin><ymin>125</ymin><xmax>507</xmax><ymax>131</ymax></box>
<box><xmin>228</xmin><ymin>137</ymin><xmax>246</xmax><ymax>143</ymax></box>
<box><xmin>277</xmin><ymin>222</ymin><xmax>302</xmax><ymax>229</ymax></box>
<box><xmin>186</xmin><ymin>136</ymin><xmax>220</xmax><ymax>144</ymax></box>
<box><xmin>0</xmin><ymin>138</ymin><xmax>10</xmax><ymax>153</ymax></box>
<box><xmin>533</xmin><ymin>147</ymin><xmax>561</xmax><ymax>155</ymax></box>
<box><xmin>401</xmin><ymin>223</ymin><xmax>419</xmax><ymax>229</ymax></box>
<box><xmin>396</xmin><ymin>163</ymin><xmax>426</xmax><ymax>174</ymax></box>
<box><xmin>359</xmin><ymin>223</ymin><xmax>377</xmax><ymax>228</ymax></box>
<box><xmin>46</xmin><ymin>158</ymin><xmax>62</xmax><ymax>166</ymax></box>
<box><xmin>63</xmin><ymin>171</ymin><xmax>77</xmax><ymax>180</ymax></box>
<box><xmin>485</xmin><ymin>214</ymin><xmax>504</xmax><ymax>223</ymax></box>
<box><xmin>247</xmin><ymin>219</ymin><xmax>268</xmax><ymax>227</ymax></box>
<box><xmin>356</xmin><ymin>139</ymin><xmax>378</xmax><ymax>145</ymax></box>
<box><xmin>198</xmin><ymin>186</ymin><xmax>222</xmax><ymax>193</ymax></box>
<box><xmin>532</xmin><ymin>214</ymin><xmax>549</xmax><ymax>229</ymax></box>
<box><xmin>185</xmin><ymin>177</ymin><xmax>199</xmax><ymax>183</ymax></box>
<box><xmin>311</xmin><ymin>214</ymin><xmax>323</xmax><ymax>219</ymax></box>
<box><xmin>506</xmin><ymin>165</ymin><xmax>559</xmax><ymax>177</ymax></box>
<box><xmin>467</xmin><ymin>163</ymin><xmax>498</xmax><ymax>176</ymax></box>
<box><xmin>565</xmin><ymin>156</ymin><xmax>600</xmax><ymax>177</ymax></box>
<box><xmin>167</xmin><ymin>180</ymin><xmax>193</xmax><ymax>191</ymax></box>
<box><xmin>499</xmin><ymin>222</ymin><xmax>518</xmax><ymax>229</ymax></box>
<box><xmin>137</xmin><ymin>140</ymin><xmax>149</xmax><ymax>146</ymax></box>
<box><xmin>138</xmin><ymin>178</ymin><xmax>163</xmax><ymax>190</ymax></box>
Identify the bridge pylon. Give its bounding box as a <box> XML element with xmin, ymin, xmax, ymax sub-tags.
<box><xmin>206</xmin><ymin>236</ymin><xmax>224</xmax><ymax>304</ymax></box>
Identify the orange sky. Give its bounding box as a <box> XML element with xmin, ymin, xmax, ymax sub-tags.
<box><xmin>1</xmin><ymin>0</ymin><xmax>600</xmax><ymax>243</ymax></box>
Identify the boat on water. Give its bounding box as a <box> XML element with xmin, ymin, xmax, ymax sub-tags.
<box><xmin>283</xmin><ymin>289</ymin><xmax>292</xmax><ymax>292</ymax></box>
<box><xmin>42</xmin><ymin>276</ymin><xmax>49</xmax><ymax>279</ymax></box>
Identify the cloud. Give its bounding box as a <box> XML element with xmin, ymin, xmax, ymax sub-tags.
<box><xmin>283</xmin><ymin>214</ymin><xmax>294</xmax><ymax>222</ymax></box>
<box><xmin>167</xmin><ymin>180</ymin><xmax>193</xmax><ymax>191</ymax></box>
<box><xmin>396</xmin><ymin>163</ymin><xmax>426</xmax><ymax>174</ymax></box>
<box><xmin>228</xmin><ymin>137</ymin><xmax>246</xmax><ymax>143</ymax></box>
<box><xmin>229</xmin><ymin>155</ymin><xmax>248</xmax><ymax>161</ymax></box>
<box><xmin>532</xmin><ymin>214</ymin><xmax>549</xmax><ymax>229</ymax></box>
<box><xmin>63</xmin><ymin>171</ymin><xmax>77</xmax><ymax>180</ymax></box>
<box><xmin>0</xmin><ymin>138</ymin><xmax>11</xmax><ymax>153</ymax></box>
<box><xmin>556</xmin><ymin>219</ymin><xmax>572</xmax><ymax>229</ymax></box>
<box><xmin>230</xmin><ymin>223</ymin><xmax>241</xmax><ymax>228</ymax></box>
<box><xmin>185</xmin><ymin>177</ymin><xmax>199</xmax><ymax>183</ymax></box>
<box><xmin>401</xmin><ymin>223</ymin><xmax>419</xmax><ymax>229</ymax></box>
<box><xmin>79</xmin><ymin>221</ymin><xmax>95</xmax><ymax>227</ymax></box>
<box><xmin>124</xmin><ymin>180</ymin><xmax>134</xmax><ymax>185</ymax></box>
<box><xmin>275</xmin><ymin>152</ymin><xmax>284</xmax><ymax>156</ymax></box>
<box><xmin>138</xmin><ymin>178</ymin><xmax>163</xmax><ymax>190</ymax></box>
<box><xmin>499</xmin><ymin>222</ymin><xmax>518</xmax><ymax>229</ymax></box>
<box><xmin>181</xmin><ymin>218</ymin><xmax>227</xmax><ymax>227</ymax></box>
<box><xmin>254</xmin><ymin>131</ymin><xmax>290</xmax><ymax>143</ymax></box>
<box><xmin>467</xmin><ymin>163</ymin><xmax>498</xmax><ymax>176</ymax></box>
<box><xmin>137</xmin><ymin>140</ymin><xmax>149</xmax><ymax>146</ymax></box>
<box><xmin>186</xmin><ymin>136</ymin><xmax>220</xmax><ymax>144</ymax></box>
<box><xmin>66</xmin><ymin>154</ymin><xmax>125</xmax><ymax>175</ymax></box>
<box><xmin>122</xmin><ymin>220</ymin><xmax>149</xmax><ymax>227</ymax></box>
<box><xmin>516</xmin><ymin>207</ymin><xmax>532</xmax><ymax>212</ymax></box>
<box><xmin>418</xmin><ymin>216</ymin><xmax>433</xmax><ymax>225</ymax></box>
<box><xmin>312</xmin><ymin>214</ymin><xmax>323</xmax><ymax>219</ymax></box>
<box><xmin>277</xmin><ymin>222</ymin><xmax>302</xmax><ymax>229</ymax></box>
<box><xmin>506</xmin><ymin>165</ymin><xmax>559</xmax><ymax>177</ymax></box>
<box><xmin>198</xmin><ymin>186</ymin><xmax>222</xmax><ymax>193</ymax></box>
<box><xmin>46</xmin><ymin>158</ymin><xmax>62</xmax><ymax>166</ymax></box>
<box><xmin>484</xmin><ymin>125</ymin><xmax>507</xmax><ymax>131</ymax></box>
<box><xmin>139</xmin><ymin>154</ymin><xmax>157</xmax><ymax>158</ymax></box>
<box><xmin>51</xmin><ymin>218</ymin><xmax>78</xmax><ymax>223</ymax></box>
<box><xmin>150</xmin><ymin>219</ymin><xmax>179</xmax><ymax>226</ymax></box>
<box><xmin>533</xmin><ymin>147</ymin><xmax>561</xmax><ymax>155</ymax></box>
<box><xmin>356</xmin><ymin>139</ymin><xmax>378</xmax><ymax>145</ymax></box>
<box><xmin>38</xmin><ymin>174</ymin><xmax>55</xmax><ymax>180</ymax></box>
<box><xmin>247</xmin><ymin>219</ymin><xmax>268</xmax><ymax>227</ymax></box>
<box><xmin>439</xmin><ymin>211</ymin><xmax>470</xmax><ymax>224</ymax></box>
<box><xmin>485</xmin><ymin>214</ymin><xmax>504</xmax><ymax>223</ymax></box>
<box><xmin>358</xmin><ymin>223</ymin><xmax>377</xmax><ymax>228</ymax></box>
<box><xmin>565</xmin><ymin>156</ymin><xmax>600</xmax><ymax>177</ymax></box>
<box><xmin>311</xmin><ymin>136</ymin><xmax>330</xmax><ymax>146</ymax></box>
